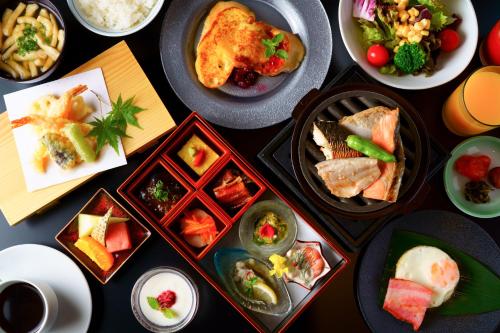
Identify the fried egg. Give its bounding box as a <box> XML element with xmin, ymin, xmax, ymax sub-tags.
<box><xmin>395</xmin><ymin>246</ymin><xmax>460</xmax><ymax>307</ymax></box>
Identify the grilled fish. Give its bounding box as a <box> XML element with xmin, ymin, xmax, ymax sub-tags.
<box><xmin>312</xmin><ymin>121</ymin><xmax>363</xmax><ymax>160</ymax></box>
<box><xmin>315</xmin><ymin>157</ymin><xmax>381</xmax><ymax>198</ymax></box>
<box><xmin>339</xmin><ymin>106</ymin><xmax>405</xmax><ymax>202</ymax></box>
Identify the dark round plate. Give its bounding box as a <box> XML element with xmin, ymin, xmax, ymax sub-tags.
<box><xmin>356</xmin><ymin>210</ymin><xmax>500</xmax><ymax>333</ymax></box>
<box><xmin>159</xmin><ymin>0</ymin><xmax>332</xmax><ymax>129</ymax></box>
<box><xmin>291</xmin><ymin>83</ymin><xmax>430</xmax><ymax>220</ymax></box>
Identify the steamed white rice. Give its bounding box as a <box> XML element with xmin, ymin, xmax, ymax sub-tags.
<box><xmin>75</xmin><ymin>0</ymin><xmax>157</xmax><ymax>31</ymax></box>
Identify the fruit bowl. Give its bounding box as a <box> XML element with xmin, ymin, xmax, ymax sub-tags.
<box><xmin>55</xmin><ymin>188</ymin><xmax>151</xmax><ymax>284</ymax></box>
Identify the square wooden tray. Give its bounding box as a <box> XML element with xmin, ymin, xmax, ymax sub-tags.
<box><xmin>0</xmin><ymin>41</ymin><xmax>176</xmax><ymax>226</ymax></box>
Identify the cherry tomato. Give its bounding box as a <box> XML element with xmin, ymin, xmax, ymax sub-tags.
<box><xmin>439</xmin><ymin>29</ymin><xmax>461</xmax><ymax>52</ymax></box>
<box><xmin>485</xmin><ymin>20</ymin><xmax>500</xmax><ymax>65</ymax></box>
<box><xmin>366</xmin><ymin>44</ymin><xmax>389</xmax><ymax>67</ymax></box>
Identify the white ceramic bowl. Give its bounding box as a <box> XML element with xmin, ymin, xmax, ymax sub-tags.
<box><xmin>67</xmin><ymin>0</ymin><xmax>165</xmax><ymax>37</ymax></box>
<box><xmin>338</xmin><ymin>0</ymin><xmax>478</xmax><ymax>90</ymax></box>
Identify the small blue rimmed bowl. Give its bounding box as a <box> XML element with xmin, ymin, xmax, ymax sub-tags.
<box><xmin>213</xmin><ymin>248</ymin><xmax>292</xmax><ymax>316</ymax></box>
<box><xmin>444</xmin><ymin>136</ymin><xmax>500</xmax><ymax>218</ymax></box>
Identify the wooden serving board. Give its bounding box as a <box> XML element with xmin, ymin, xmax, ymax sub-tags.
<box><xmin>0</xmin><ymin>41</ymin><xmax>176</xmax><ymax>226</ymax></box>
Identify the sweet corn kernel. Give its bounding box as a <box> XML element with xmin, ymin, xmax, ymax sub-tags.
<box><xmin>399</xmin><ymin>40</ymin><xmax>406</xmax><ymax>46</ymax></box>
<box><xmin>399</xmin><ymin>12</ymin><xmax>409</xmax><ymax>22</ymax></box>
<box><xmin>397</xmin><ymin>0</ymin><xmax>408</xmax><ymax>10</ymax></box>
<box><xmin>421</xmin><ymin>30</ymin><xmax>430</xmax><ymax>36</ymax></box>
<box><xmin>414</xmin><ymin>22</ymin><xmax>424</xmax><ymax>31</ymax></box>
<box><xmin>408</xmin><ymin>7</ymin><xmax>419</xmax><ymax>17</ymax></box>
<box><xmin>407</xmin><ymin>30</ymin><xmax>415</xmax><ymax>38</ymax></box>
<box><xmin>394</xmin><ymin>45</ymin><xmax>400</xmax><ymax>53</ymax></box>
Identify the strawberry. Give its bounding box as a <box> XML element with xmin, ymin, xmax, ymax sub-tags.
<box><xmin>192</xmin><ymin>149</ymin><xmax>206</xmax><ymax>167</ymax></box>
<box><xmin>157</xmin><ymin>290</ymin><xmax>176</xmax><ymax>309</ymax></box>
<box><xmin>454</xmin><ymin>155</ymin><xmax>491</xmax><ymax>181</ymax></box>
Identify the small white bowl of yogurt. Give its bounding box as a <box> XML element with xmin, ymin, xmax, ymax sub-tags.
<box><xmin>67</xmin><ymin>0</ymin><xmax>165</xmax><ymax>37</ymax></box>
<box><xmin>131</xmin><ymin>267</ymin><xmax>199</xmax><ymax>332</ymax></box>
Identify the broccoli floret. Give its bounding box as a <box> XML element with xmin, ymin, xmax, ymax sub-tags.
<box><xmin>394</xmin><ymin>43</ymin><xmax>427</xmax><ymax>74</ymax></box>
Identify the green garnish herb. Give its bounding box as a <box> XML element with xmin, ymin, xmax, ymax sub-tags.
<box><xmin>17</xmin><ymin>25</ymin><xmax>39</xmax><ymax>56</ymax></box>
<box><xmin>147</xmin><ymin>296</ymin><xmax>177</xmax><ymax>318</ymax></box>
<box><xmin>147</xmin><ymin>297</ymin><xmax>160</xmax><ymax>310</ymax></box>
<box><xmin>88</xmin><ymin>93</ymin><xmax>145</xmax><ymax>154</ymax></box>
<box><xmin>153</xmin><ymin>180</ymin><xmax>170</xmax><ymax>202</ymax></box>
<box><xmin>261</xmin><ymin>33</ymin><xmax>288</xmax><ymax>60</ymax></box>
<box><xmin>161</xmin><ymin>308</ymin><xmax>177</xmax><ymax>319</ymax></box>
<box><xmin>244</xmin><ymin>276</ymin><xmax>258</xmax><ymax>297</ymax></box>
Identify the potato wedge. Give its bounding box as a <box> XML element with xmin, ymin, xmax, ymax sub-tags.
<box><xmin>57</xmin><ymin>29</ymin><xmax>64</xmax><ymax>51</ymax></box>
<box><xmin>33</xmin><ymin>58</ymin><xmax>44</xmax><ymax>66</ymax></box>
<box><xmin>36</xmin><ymin>15</ymin><xmax>52</xmax><ymax>37</ymax></box>
<box><xmin>2</xmin><ymin>9</ymin><xmax>13</xmax><ymax>30</ymax></box>
<box><xmin>35</xmin><ymin>33</ymin><xmax>59</xmax><ymax>60</ymax></box>
<box><xmin>0</xmin><ymin>60</ymin><xmax>17</xmax><ymax>78</ymax></box>
<box><xmin>28</xmin><ymin>61</ymin><xmax>37</xmax><ymax>77</ymax></box>
<box><xmin>17</xmin><ymin>16</ymin><xmax>39</xmax><ymax>28</ymax></box>
<box><xmin>49</xmin><ymin>14</ymin><xmax>58</xmax><ymax>47</ymax></box>
<box><xmin>13</xmin><ymin>49</ymin><xmax>47</xmax><ymax>61</ymax></box>
<box><xmin>6</xmin><ymin>59</ymin><xmax>29</xmax><ymax>79</ymax></box>
<box><xmin>41</xmin><ymin>57</ymin><xmax>53</xmax><ymax>72</ymax></box>
<box><xmin>2</xmin><ymin>42</ymin><xmax>18</xmax><ymax>60</ymax></box>
<box><xmin>39</xmin><ymin>8</ymin><xmax>49</xmax><ymax>19</ymax></box>
<box><xmin>2</xmin><ymin>23</ymin><xmax>24</xmax><ymax>51</ymax></box>
<box><xmin>25</xmin><ymin>4</ymin><xmax>39</xmax><ymax>17</ymax></box>
<box><xmin>3</xmin><ymin>3</ymin><xmax>26</xmax><ymax>37</ymax></box>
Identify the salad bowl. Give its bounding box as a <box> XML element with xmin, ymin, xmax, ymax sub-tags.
<box><xmin>338</xmin><ymin>0</ymin><xmax>478</xmax><ymax>90</ymax></box>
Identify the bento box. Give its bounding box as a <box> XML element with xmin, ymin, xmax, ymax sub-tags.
<box><xmin>118</xmin><ymin>113</ymin><xmax>349</xmax><ymax>332</ymax></box>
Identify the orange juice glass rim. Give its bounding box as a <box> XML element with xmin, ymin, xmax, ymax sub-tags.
<box><xmin>461</xmin><ymin>66</ymin><xmax>500</xmax><ymax>127</ymax></box>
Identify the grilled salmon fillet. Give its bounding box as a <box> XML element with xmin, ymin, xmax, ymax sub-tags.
<box><xmin>195</xmin><ymin>1</ymin><xmax>305</xmax><ymax>88</ymax></box>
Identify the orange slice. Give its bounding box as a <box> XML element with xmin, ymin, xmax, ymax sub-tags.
<box><xmin>75</xmin><ymin>236</ymin><xmax>114</xmax><ymax>271</ymax></box>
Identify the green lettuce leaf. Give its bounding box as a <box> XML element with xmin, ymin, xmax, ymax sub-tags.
<box><xmin>379</xmin><ymin>64</ymin><xmax>398</xmax><ymax>75</ymax></box>
<box><xmin>358</xmin><ymin>19</ymin><xmax>386</xmax><ymax>46</ymax></box>
<box><xmin>416</xmin><ymin>0</ymin><xmax>455</xmax><ymax>31</ymax></box>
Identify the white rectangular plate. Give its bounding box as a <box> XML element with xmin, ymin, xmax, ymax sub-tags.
<box><xmin>4</xmin><ymin>68</ymin><xmax>127</xmax><ymax>192</ymax></box>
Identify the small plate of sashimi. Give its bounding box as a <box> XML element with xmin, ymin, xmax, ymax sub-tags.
<box><xmin>291</xmin><ymin>83</ymin><xmax>430</xmax><ymax>220</ymax></box>
<box><xmin>356</xmin><ymin>210</ymin><xmax>500</xmax><ymax>333</ymax></box>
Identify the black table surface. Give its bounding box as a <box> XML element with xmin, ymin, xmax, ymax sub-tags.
<box><xmin>1</xmin><ymin>1</ymin><xmax>499</xmax><ymax>333</ymax></box>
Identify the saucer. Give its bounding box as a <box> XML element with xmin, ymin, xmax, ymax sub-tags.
<box><xmin>0</xmin><ymin>244</ymin><xmax>92</xmax><ymax>332</ymax></box>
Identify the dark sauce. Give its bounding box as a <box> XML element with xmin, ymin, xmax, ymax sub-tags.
<box><xmin>0</xmin><ymin>283</ymin><xmax>44</xmax><ymax>333</ymax></box>
<box><xmin>230</xmin><ymin>67</ymin><xmax>259</xmax><ymax>89</ymax></box>
<box><xmin>139</xmin><ymin>174</ymin><xmax>186</xmax><ymax>217</ymax></box>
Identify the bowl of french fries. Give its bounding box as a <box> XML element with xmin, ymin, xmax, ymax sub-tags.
<box><xmin>0</xmin><ymin>0</ymin><xmax>65</xmax><ymax>83</ymax></box>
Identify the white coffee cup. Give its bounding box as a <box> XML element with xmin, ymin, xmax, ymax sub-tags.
<box><xmin>0</xmin><ymin>278</ymin><xmax>58</xmax><ymax>333</ymax></box>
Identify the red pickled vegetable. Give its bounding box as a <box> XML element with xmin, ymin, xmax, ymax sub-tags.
<box><xmin>454</xmin><ymin>155</ymin><xmax>491</xmax><ymax>181</ymax></box>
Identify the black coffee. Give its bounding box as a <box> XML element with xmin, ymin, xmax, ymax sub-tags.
<box><xmin>0</xmin><ymin>282</ymin><xmax>45</xmax><ymax>333</ymax></box>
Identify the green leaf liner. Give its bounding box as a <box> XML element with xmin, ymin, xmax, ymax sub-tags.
<box><xmin>379</xmin><ymin>230</ymin><xmax>500</xmax><ymax>315</ymax></box>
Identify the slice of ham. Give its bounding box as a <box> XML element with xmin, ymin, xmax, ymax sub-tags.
<box><xmin>383</xmin><ymin>278</ymin><xmax>433</xmax><ymax>331</ymax></box>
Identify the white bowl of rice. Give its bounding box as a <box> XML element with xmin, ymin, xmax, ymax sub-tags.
<box><xmin>67</xmin><ymin>0</ymin><xmax>165</xmax><ymax>37</ymax></box>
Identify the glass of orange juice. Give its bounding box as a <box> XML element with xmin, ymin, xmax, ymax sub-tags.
<box><xmin>442</xmin><ymin>66</ymin><xmax>500</xmax><ymax>136</ymax></box>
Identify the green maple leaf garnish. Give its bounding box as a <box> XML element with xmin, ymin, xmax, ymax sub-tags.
<box><xmin>111</xmin><ymin>95</ymin><xmax>145</xmax><ymax>130</ymax></box>
<box><xmin>87</xmin><ymin>93</ymin><xmax>145</xmax><ymax>155</ymax></box>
